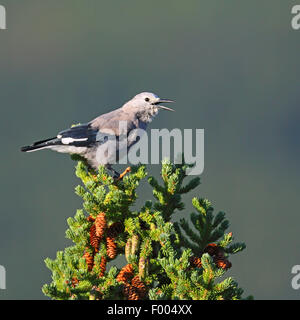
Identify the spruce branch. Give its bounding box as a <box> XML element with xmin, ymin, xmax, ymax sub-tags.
<box><xmin>43</xmin><ymin>159</ymin><xmax>249</xmax><ymax>300</ymax></box>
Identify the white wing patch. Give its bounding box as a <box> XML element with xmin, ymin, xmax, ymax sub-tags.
<box><xmin>61</xmin><ymin>137</ymin><xmax>88</xmax><ymax>145</ymax></box>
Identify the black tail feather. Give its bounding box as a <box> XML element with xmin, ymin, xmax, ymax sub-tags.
<box><xmin>20</xmin><ymin>145</ymin><xmax>44</xmax><ymax>152</ymax></box>
<box><xmin>20</xmin><ymin>137</ymin><xmax>60</xmax><ymax>152</ymax></box>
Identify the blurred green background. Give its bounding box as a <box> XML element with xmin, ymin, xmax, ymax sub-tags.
<box><xmin>0</xmin><ymin>0</ymin><xmax>299</xmax><ymax>299</ymax></box>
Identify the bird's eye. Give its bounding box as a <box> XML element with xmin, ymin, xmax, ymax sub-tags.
<box><xmin>145</xmin><ymin>97</ymin><xmax>150</xmax><ymax>102</ymax></box>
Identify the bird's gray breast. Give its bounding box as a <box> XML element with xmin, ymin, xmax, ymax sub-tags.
<box><xmin>126</xmin><ymin>120</ymin><xmax>148</xmax><ymax>149</ymax></box>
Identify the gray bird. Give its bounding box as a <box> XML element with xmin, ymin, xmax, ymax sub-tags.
<box><xmin>21</xmin><ymin>92</ymin><xmax>174</xmax><ymax>178</ymax></box>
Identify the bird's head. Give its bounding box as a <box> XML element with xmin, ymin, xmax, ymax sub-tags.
<box><xmin>123</xmin><ymin>92</ymin><xmax>175</xmax><ymax>123</ymax></box>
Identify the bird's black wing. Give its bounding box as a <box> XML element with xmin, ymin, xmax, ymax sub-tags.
<box><xmin>58</xmin><ymin>123</ymin><xmax>110</xmax><ymax>147</ymax></box>
<box><xmin>21</xmin><ymin>123</ymin><xmax>118</xmax><ymax>152</ymax></box>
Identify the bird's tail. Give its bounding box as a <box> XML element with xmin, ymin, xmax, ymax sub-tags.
<box><xmin>20</xmin><ymin>137</ymin><xmax>60</xmax><ymax>152</ymax></box>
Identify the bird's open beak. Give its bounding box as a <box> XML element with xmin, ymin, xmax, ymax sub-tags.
<box><xmin>153</xmin><ymin>99</ymin><xmax>175</xmax><ymax>111</ymax></box>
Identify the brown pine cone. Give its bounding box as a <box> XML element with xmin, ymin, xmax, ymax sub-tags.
<box><xmin>131</xmin><ymin>275</ymin><xmax>147</xmax><ymax>298</ymax></box>
<box><xmin>99</xmin><ymin>256</ymin><xmax>107</xmax><ymax>278</ymax></box>
<box><xmin>95</xmin><ymin>212</ymin><xmax>106</xmax><ymax>239</ymax></box>
<box><xmin>189</xmin><ymin>256</ymin><xmax>202</xmax><ymax>268</ymax></box>
<box><xmin>90</xmin><ymin>224</ymin><xmax>100</xmax><ymax>252</ymax></box>
<box><xmin>215</xmin><ymin>250</ymin><xmax>225</xmax><ymax>259</ymax></box>
<box><xmin>204</xmin><ymin>243</ymin><xmax>219</xmax><ymax>256</ymax></box>
<box><xmin>106</xmin><ymin>236</ymin><xmax>117</xmax><ymax>259</ymax></box>
<box><xmin>116</xmin><ymin>264</ymin><xmax>134</xmax><ymax>283</ymax></box>
<box><xmin>87</xmin><ymin>215</ymin><xmax>95</xmax><ymax>222</ymax></box>
<box><xmin>71</xmin><ymin>277</ymin><xmax>79</xmax><ymax>288</ymax></box>
<box><xmin>83</xmin><ymin>250</ymin><xmax>94</xmax><ymax>271</ymax></box>
<box><xmin>123</xmin><ymin>283</ymin><xmax>140</xmax><ymax>300</ymax></box>
<box><xmin>214</xmin><ymin>257</ymin><xmax>232</xmax><ymax>270</ymax></box>
<box><xmin>204</xmin><ymin>243</ymin><xmax>225</xmax><ymax>259</ymax></box>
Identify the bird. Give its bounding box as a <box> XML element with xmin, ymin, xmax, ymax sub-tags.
<box><xmin>21</xmin><ymin>92</ymin><xmax>175</xmax><ymax>178</ymax></box>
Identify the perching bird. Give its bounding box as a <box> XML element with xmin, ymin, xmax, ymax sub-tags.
<box><xmin>21</xmin><ymin>92</ymin><xmax>174</xmax><ymax>178</ymax></box>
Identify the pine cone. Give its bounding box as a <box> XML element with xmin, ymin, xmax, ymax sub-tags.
<box><xmin>125</xmin><ymin>238</ymin><xmax>132</xmax><ymax>261</ymax></box>
<box><xmin>95</xmin><ymin>212</ymin><xmax>106</xmax><ymax>239</ymax></box>
<box><xmin>106</xmin><ymin>236</ymin><xmax>117</xmax><ymax>259</ymax></box>
<box><xmin>131</xmin><ymin>234</ymin><xmax>140</xmax><ymax>255</ymax></box>
<box><xmin>99</xmin><ymin>256</ymin><xmax>107</xmax><ymax>278</ymax></box>
<box><xmin>123</xmin><ymin>283</ymin><xmax>140</xmax><ymax>300</ymax></box>
<box><xmin>131</xmin><ymin>275</ymin><xmax>147</xmax><ymax>298</ymax></box>
<box><xmin>214</xmin><ymin>257</ymin><xmax>232</xmax><ymax>270</ymax></box>
<box><xmin>87</xmin><ymin>215</ymin><xmax>95</xmax><ymax>222</ymax></box>
<box><xmin>65</xmin><ymin>278</ymin><xmax>78</xmax><ymax>288</ymax></box>
<box><xmin>138</xmin><ymin>256</ymin><xmax>148</xmax><ymax>279</ymax></box>
<box><xmin>90</xmin><ymin>224</ymin><xmax>100</xmax><ymax>252</ymax></box>
<box><xmin>204</xmin><ymin>243</ymin><xmax>219</xmax><ymax>256</ymax></box>
<box><xmin>71</xmin><ymin>277</ymin><xmax>79</xmax><ymax>288</ymax></box>
<box><xmin>204</xmin><ymin>243</ymin><xmax>225</xmax><ymax>259</ymax></box>
<box><xmin>83</xmin><ymin>250</ymin><xmax>94</xmax><ymax>272</ymax></box>
<box><xmin>116</xmin><ymin>264</ymin><xmax>134</xmax><ymax>283</ymax></box>
<box><xmin>190</xmin><ymin>256</ymin><xmax>202</xmax><ymax>268</ymax></box>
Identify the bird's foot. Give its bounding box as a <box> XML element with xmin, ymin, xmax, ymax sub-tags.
<box><xmin>116</xmin><ymin>167</ymin><xmax>131</xmax><ymax>181</ymax></box>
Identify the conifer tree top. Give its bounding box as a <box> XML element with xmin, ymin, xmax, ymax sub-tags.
<box><xmin>42</xmin><ymin>159</ymin><xmax>249</xmax><ymax>300</ymax></box>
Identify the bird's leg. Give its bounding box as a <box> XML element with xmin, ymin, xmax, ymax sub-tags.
<box><xmin>117</xmin><ymin>167</ymin><xmax>131</xmax><ymax>181</ymax></box>
<box><xmin>107</xmin><ymin>165</ymin><xmax>131</xmax><ymax>181</ymax></box>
